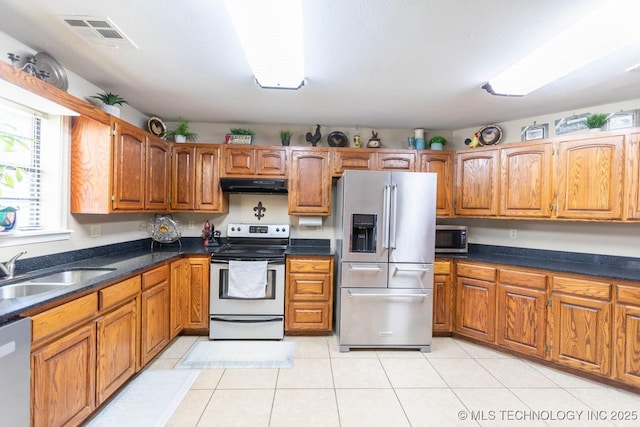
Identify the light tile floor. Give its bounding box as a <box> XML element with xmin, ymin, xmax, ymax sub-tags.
<box><xmin>137</xmin><ymin>335</ymin><xmax>640</xmax><ymax>427</ymax></box>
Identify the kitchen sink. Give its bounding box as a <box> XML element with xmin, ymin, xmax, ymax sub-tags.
<box><xmin>27</xmin><ymin>268</ymin><xmax>117</xmax><ymax>285</ymax></box>
<box><xmin>0</xmin><ymin>283</ymin><xmax>71</xmax><ymax>299</ymax></box>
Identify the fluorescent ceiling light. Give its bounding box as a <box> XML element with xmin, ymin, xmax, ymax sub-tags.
<box><xmin>484</xmin><ymin>0</ymin><xmax>640</xmax><ymax>96</ymax></box>
<box><xmin>225</xmin><ymin>0</ymin><xmax>305</xmax><ymax>89</ymax></box>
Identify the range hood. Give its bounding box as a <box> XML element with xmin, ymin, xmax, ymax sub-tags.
<box><xmin>220</xmin><ymin>177</ymin><xmax>288</xmax><ymax>194</ymax></box>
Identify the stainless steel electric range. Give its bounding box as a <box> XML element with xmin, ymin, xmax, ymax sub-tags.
<box><xmin>208</xmin><ymin>223</ymin><xmax>289</xmax><ymax>340</ymax></box>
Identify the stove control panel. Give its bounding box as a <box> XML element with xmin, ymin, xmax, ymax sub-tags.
<box><xmin>227</xmin><ymin>223</ymin><xmax>289</xmax><ymax>238</ymax></box>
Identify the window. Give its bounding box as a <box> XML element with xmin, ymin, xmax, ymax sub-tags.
<box><xmin>0</xmin><ymin>99</ymin><xmax>70</xmax><ymax>246</ymax></box>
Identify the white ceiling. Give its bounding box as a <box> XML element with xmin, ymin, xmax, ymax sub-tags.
<box><xmin>1</xmin><ymin>0</ymin><xmax>639</xmax><ymax>130</ymax></box>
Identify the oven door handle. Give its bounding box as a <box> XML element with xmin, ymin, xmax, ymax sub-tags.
<box><xmin>210</xmin><ymin>316</ymin><xmax>283</xmax><ymax>323</ymax></box>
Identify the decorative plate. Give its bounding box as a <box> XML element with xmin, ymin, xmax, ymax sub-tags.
<box><xmin>478</xmin><ymin>124</ymin><xmax>503</xmax><ymax>145</ymax></box>
<box><xmin>147</xmin><ymin>117</ymin><xmax>167</xmax><ymax>138</ymax></box>
<box><xmin>150</xmin><ymin>214</ymin><xmax>181</xmax><ymax>243</ymax></box>
<box><xmin>34</xmin><ymin>52</ymin><xmax>69</xmax><ymax>91</ymax></box>
<box><xmin>327</xmin><ymin>131</ymin><xmax>348</xmax><ymax>147</ymax></box>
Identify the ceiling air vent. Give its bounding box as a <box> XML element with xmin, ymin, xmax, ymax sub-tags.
<box><xmin>60</xmin><ymin>16</ymin><xmax>137</xmax><ymax>49</ymax></box>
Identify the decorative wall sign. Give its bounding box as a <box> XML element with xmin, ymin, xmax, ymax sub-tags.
<box><xmin>253</xmin><ymin>201</ymin><xmax>266</xmax><ymax>220</ymax></box>
<box><xmin>554</xmin><ymin>113</ymin><xmax>589</xmax><ymax>134</ymax></box>
<box><xmin>521</xmin><ymin>123</ymin><xmax>548</xmax><ymax>141</ymax></box>
<box><xmin>606</xmin><ymin>110</ymin><xmax>637</xmax><ymax>131</ymax></box>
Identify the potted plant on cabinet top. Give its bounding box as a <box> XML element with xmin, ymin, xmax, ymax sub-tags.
<box><xmin>226</xmin><ymin>127</ymin><xmax>255</xmax><ymax>145</ymax></box>
<box><xmin>0</xmin><ymin>125</ymin><xmax>31</xmax><ymax>232</ymax></box>
<box><xmin>428</xmin><ymin>136</ymin><xmax>447</xmax><ymax>150</ymax></box>
<box><xmin>585</xmin><ymin>113</ymin><xmax>608</xmax><ymax>132</ymax></box>
<box><xmin>279</xmin><ymin>130</ymin><xmax>292</xmax><ymax>146</ymax></box>
<box><xmin>166</xmin><ymin>117</ymin><xmax>199</xmax><ymax>142</ymax></box>
<box><xmin>91</xmin><ymin>91</ymin><xmax>127</xmax><ymax>117</ymax></box>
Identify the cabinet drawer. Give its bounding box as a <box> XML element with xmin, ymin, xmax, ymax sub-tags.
<box><xmin>456</xmin><ymin>263</ymin><xmax>496</xmax><ymax>281</ymax></box>
<box><xmin>286</xmin><ymin>302</ymin><xmax>331</xmax><ymax>331</ymax></box>
<box><xmin>434</xmin><ymin>261</ymin><xmax>451</xmax><ymax>275</ymax></box>
<box><xmin>551</xmin><ymin>275</ymin><xmax>611</xmax><ymax>300</ymax></box>
<box><xmin>288</xmin><ymin>257</ymin><xmax>332</xmax><ymax>273</ymax></box>
<box><xmin>142</xmin><ymin>263</ymin><xmax>170</xmax><ymax>290</ymax></box>
<box><xmin>617</xmin><ymin>284</ymin><xmax>640</xmax><ymax>306</ymax></box>
<box><xmin>100</xmin><ymin>276</ymin><xmax>141</xmax><ymax>310</ymax></box>
<box><xmin>499</xmin><ymin>268</ymin><xmax>546</xmax><ymax>290</ymax></box>
<box><xmin>32</xmin><ymin>293</ymin><xmax>98</xmax><ymax>343</ymax></box>
<box><xmin>288</xmin><ymin>273</ymin><xmax>331</xmax><ymax>301</ymax></box>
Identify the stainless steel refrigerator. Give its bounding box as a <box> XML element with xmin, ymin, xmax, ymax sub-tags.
<box><xmin>335</xmin><ymin>170</ymin><xmax>436</xmax><ymax>352</ymax></box>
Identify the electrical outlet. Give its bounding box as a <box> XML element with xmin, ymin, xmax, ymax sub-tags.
<box><xmin>188</xmin><ymin>221</ymin><xmax>195</xmax><ymax>230</ymax></box>
<box><xmin>90</xmin><ymin>224</ymin><xmax>101</xmax><ymax>238</ymax></box>
<box><xmin>509</xmin><ymin>229</ymin><xmax>518</xmax><ymax>239</ymax></box>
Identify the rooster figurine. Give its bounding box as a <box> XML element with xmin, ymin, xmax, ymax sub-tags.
<box><xmin>465</xmin><ymin>132</ymin><xmax>482</xmax><ymax>148</ymax></box>
<box><xmin>305</xmin><ymin>124</ymin><xmax>322</xmax><ymax>146</ymax></box>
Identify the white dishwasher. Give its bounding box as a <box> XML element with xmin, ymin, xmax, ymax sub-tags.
<box><xmin>0</xmin><ymin>317</ymin><xmax>31</xmax><ymax>426</ymax></box>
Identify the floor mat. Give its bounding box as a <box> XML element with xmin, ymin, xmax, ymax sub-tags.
<box><xmin>176</xmin><ymin>340</ymin><xmax>295</xmax><ymax>369</ymax></box>
<box><xmin>86</xmin><ymin>369</ymin><xmax>199</xmax><ymax>427</ymax></box>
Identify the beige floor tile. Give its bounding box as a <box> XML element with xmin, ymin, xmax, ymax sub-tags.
<box><xmin>270</xmin><ymin>389</ymin><xmax>339</xmax><ymax>427</ymax></box>
<box><xmin>147</xmin><ymin>357</ymin><xmax>179</xmax><ymax>369</ymax></box>
<box><xmin>511</xmin><ymin>388</ymin><xmax>615</xmax><ymax>426</ymax></box>
<box><xmin>429</xmin><ymin>358</ymin><xmax>503</xmax><ymax>388</ymax></box>
<box><xmin>380</xmin><ymin>358</ymin><xmax>448</xmax><ymax>388</ymax></box>
<box><xmin>331</xmin><ymin>358</ymin><xmax>391</xmax><ymax>388</ymax></box>
<box><xmin>197</xmin><ymin>389</ymin><xmax>273</xmax><ymax>427</ymax></box>
<box><xmin>566</xmin><ymin>387</ymin><xmax>640</xmax><ymax>426</ymax></box>
<box><xmin>336</xmin><ymin>388</ymin><xmax>410</xmax><ymax>427</ymax></box>
<box><xmin>328</xmin><ymin>335</ymin><xmax>379</xmax><ymax>358</ymax></box>
<box><xmin>375</xmin><ymin>348</ymin><xmax>426</xmax><ymax>358</ymax></box>
<box><xmin>424</xmin><ymin>337</ymin><xmax>474</xmax><ymax>359</ymax></box>
<box><xmin>191</xmin><ymin>369</ymin><xmax>225</xmax><ymax>390</ymax></box>
<box><xmin>456</xmin><ymin>340</ymin><xmax>516</xmax><ymax>359</ymax></box>
<box><xmin>527</xmin><ymin>362</ymin><xmax>607</xmax><ymax>388</ymax></box>
<box><xmin>160</xmin><ymin>336</ymin><xmax>200</xmax><ymax>359</ymax></box>
<box><xmin>216</xmin><ymin>368</ymin><xmax>278</xmax><ymax>389</ymax></box>
<box><xmin>166</xmin><ymin>389</ymin><xmax>213</xmax><ymax>427</ymax></box>
<box><xmin>276</xmin><ymin>358</ymin><xmax>334</xmax><ymax>388</ymax></box>
<box><xmin>453</xmin><ymin>388</ymin><xmax>547</xmax><ymax>427</ymax></box>
<box><xmin>477</xmin><ymin>358</ymin><xmax>558</xmax><ymax>388</ymax></box>
<box><xmin>395</xmin><ymin>388</ymin><xmax>473</xmax><ymax>427</ymax></box>
<box><xmin>285</xmin><ymin>335</ymin><xmax>330</xmax><ymax>358</ymax></box>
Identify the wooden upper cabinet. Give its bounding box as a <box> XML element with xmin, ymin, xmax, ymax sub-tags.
<box><xmin>625</xmin><ymin>132</ymin><xmax>640</xmax><ymax>220</ymax></box>
<box><xmin>556</xmin><ymin>135</ymin><xmax>624</xmax><ymax>220</ymax></box>
<box><xmin>145</xmin><ymin>136</ymin><xmax>171</xmax><ymax>210</ymax></box>
<box><xmin>112</xmin><ymin>119</ymin><xmax>147</xmax><ymax>210</ymax></box>
<box><xmin>222</xmin><ymin>145</ymin><xmax>286</xmax><ymax>177</ymax></box>
<box><xmin>500</xmin><ymin>142</ymin><xmax>553</xmax><ymax>217</ymax></box>
<box><xmin>419</xmin><ymin>152</ymin><xmax>452</xmax><ymax>217</ymax></box>
<box><xmin>288</xmin><ymin>148</ymin><xmax>332</xmax><ymax>215</ymax></box>
<box><xmin>332</xmin><ymin>148</ymin><xmax>374</xmax><ymax>176</ymax></box>
<box><xmin>455</xmin><ymin>148</ymin><xmax>500</xmax><ymax>216</ymax></box>
<box><xmin>376</xmin><ymin>151</ymin><xmax>415</xmax><ymax>171</ymax></box>
<box><xmin>170</xmin><ymin>144</ymin><xmax>194</xmax><ymax>210</ymax></box>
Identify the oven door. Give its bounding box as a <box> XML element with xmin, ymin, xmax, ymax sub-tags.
<box><xmin>210</xmin><ymin>261</ymin><xmax>285</xmax><ymax>316</ymax></box>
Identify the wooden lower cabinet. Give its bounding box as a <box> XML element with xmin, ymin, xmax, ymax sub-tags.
<box><xmin>141</xmin><ymin>263</ymin><xmax>171</xmax><ymax>366</ymax></box>
<box><xmin>614</xmin><ymin>283</ymin><xmax>640</xmax><ymax>386</ymax></box>
<box><xmin>433</xmin><ymin>260</ymin><xmax>453</xmax><ymax>332</ymax></box>
<box><xmin>184</xmin><ymin>256</ymin><xmax>210</xmax><ymax>330</ymax></box>
<box><xmin>170</xmin><ymin>258</ymin><xmax>189</xmax><ymax>338</ymax></box>
<box><xmin>550</xmin><ymin>275</ymin><xmax>612</xmax><ymax>376</ymax></box>
<box><xmin>455</xmin><ymin>263</ymin><xmax>497</xmax><ymax>342</ymax></box>
<box><xmin>496</xmin><ymin>268</ymin><xmax>547</xmax><ymax>358</ymax></box>
<box><xmin>32</xmin><ymin>323</ymin><xmax>97</xmax><ymax>427</ymax></box>
<box><xmin>285</xmin><ymin>256</ymin><xmax>334</xmax><ymax>333</ymax></box>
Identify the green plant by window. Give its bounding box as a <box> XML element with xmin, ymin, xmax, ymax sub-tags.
<box><xmin>585</xmin><ymin>113</ymin><xmax>608</xmax><ymax>129</ymax></box>
<box><xmin>91</xmin><ymin>91</ymin><xmax>128</xmax><ymax>106</ymax></box>
<box><xmin>0</xmin><ymin>127</ymin><xmax>30</xmax><ymax>197</ymax></box>
<box><xmin>230</xmin><ymin>128</ymin><xmax>255</xmax><ymax>136</ymax></box>
<box><xmin>428</xmin><ymin>136</ymin><xmax>447</xmax><ymax>146</ymax></box>
<box><xmin>166</xmin><ymin>117</ymin><xmax>199</xmax><ymax>141</ymax></box>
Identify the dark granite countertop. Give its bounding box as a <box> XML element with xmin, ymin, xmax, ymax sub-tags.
<box><xmin>0</xmin><ymin>238</ymin><xmax>209</xmax><ymax>324</ymax></box>
<box><xmin>444</xmin><ymin>244</ymin><xmax>640</xmax><ymax>282</ymax></box>
<box><xmin>285</xmin><ymin>238</ymin><xmax>333</xmax><ymax>256</ymax></box>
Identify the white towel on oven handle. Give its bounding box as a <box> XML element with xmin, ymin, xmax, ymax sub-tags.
<box><xmin>227</xmin><ymin>260</ymin><xmax>268</xmax><ymax>298</ymax></box>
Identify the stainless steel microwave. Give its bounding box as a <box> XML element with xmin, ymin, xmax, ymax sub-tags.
<box><xmin>435</xmin><ymin>225</ymin><xmax>468</xmax><ymax>253</ymax></box>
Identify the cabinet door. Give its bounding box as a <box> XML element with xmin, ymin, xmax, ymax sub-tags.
<box><xmin>556</xmin><ymin>135</ymin><xmax>624</xmax><ymax>219</ymax></box>
<box><xmin>141</xmin><ymin>265</ymin><xmax>171</xmax><ymax>366</ymax></box>
<box><xmin>195</xmin><ymin>145</ymin><xmax>227</xmax><ymax>212</ymax></box>
<box><xmin>419</xmin><ymin>152</ymin><xmax>453</xmax><ymax>217</ymax></box>
<box><xmin>433</xmin><ymin>274</ymin><xmax>452</xmax><ymax>332</ymax></box>
<box><xmin>455</xmin><ymin>276</ymin><xmax>496</xmax><ymax>342</ymax></box>
<box><xmin>170</xmin><ymin>258</ymin><xmax>189</xmax><ymax>338</ymax></box>
<box><xmin>614</xmin><ymin>284</ymin><xmax>640</xmax><ymax>386</ymax></box>
<box><xmin>497</xmin><ymin>284</ymin><xmax>546</xmax><ymax>357</ymax></box>
<box><xmin>96</xmin><ymin>299</ymin><xmax>138</xmax><ymax>405</ymax></box>
<box><xmin>223</xmin><ymin>145</ymin><xmax>255</xmax><ymax>176</ymax></box>
<box><xmin>32</xmin><ymin>324</ymin><xmax>96</xmax><ymax>427</ymax></box>
<box><xmin>625</xmin><ymin>133</ymin><xmax>640</xmax><ymax>219</ymax></box>
<box><xmin>500</xmin><ymin>143</ymin><xmax>553</xmax><ymax>217</ymax></box>
<box><xmin>184</xmin><ymin>256</ymin><xmax>210</xmax><ymax>330</ymax></box>
<box><xmin>171</xmin><ymin>144</ymin><xmax>195</xmax><ymax>210</ymax></box>
<box><xmin>145</xmin><ymin>136</ymin><xmax>171</xmax><ymax>210</ymax></box>
<box><xmin>288</xmin><ymin>148</ymin><xmax>332</xmax><ymax>215</ymax></box>
<box><xmin>256</xmin><ymin>147</ymin><xmax>287</xmax><ymax>176</ymax></box>
<box><xmin>454</xmin><ymin>149</ymin><xmax>499</xmax><ymax>216</ymax></box>
<box><xmin>112</xmin><ymin>119</ymin><xmax>146</xmax><ymax>210</ymax></box>
<box><xmin>332</xmin><ymin>149</ymin><xmax>375</xmax><ymax>176</ymax></box>
<box><xmin>376</xmin><ymin>151</ymin><xmax>415</xmax><ymax>171</ymax></box>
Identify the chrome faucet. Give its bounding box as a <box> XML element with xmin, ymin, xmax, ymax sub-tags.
<box><xmin>0</xmin><ymin>251</ymin><xmax>27</xmax><ymax>279</ymax></box>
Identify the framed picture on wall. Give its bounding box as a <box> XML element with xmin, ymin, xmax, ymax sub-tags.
<box><xmin>554</xmin><ymin>113</ymin><xmax>590</xmax><ymax>134</ymax></box>
<box><xmin>606</xmin><ymin>110</ymin><xmax>637</xmax><ymax>131</ymax></box>
<box><xmin>521</xmin><ymin>123</ymin><xmax>548</xmax><ymax>141</ymax></box>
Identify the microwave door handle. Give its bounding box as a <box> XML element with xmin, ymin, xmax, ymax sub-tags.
<box><xmin>382</xmin><ymin>184</ymin><xmax>391</xmax><ymax>249</ymax></box>
<box><xmin>389</xmin><ymin>184</ymin><xmax>398</xmax><ymax>249</ymax></box>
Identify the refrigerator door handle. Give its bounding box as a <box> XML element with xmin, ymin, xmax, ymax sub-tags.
<box><xmin>347</xmin><ymin>290</ymin><xmax>430</xmax><ymax>298</ymax></box>
<box><xmin>394</xmin><ymin>265</ymin><xmax>433</xmax><ymax>272</ymax></box>
<box><xmin>382</xmin><ymin>184</ymin><xmax>391</xmax><ymax>248</ymax></box>
<box><xmin>389</xmin><ymin>183</ymin><xmax>398</xmax><ymax>248</ymax></box>
<box><xmin>349</xmin><ymin>265</ymin><xmax>383</xmax><ymax>271</ymax></box>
